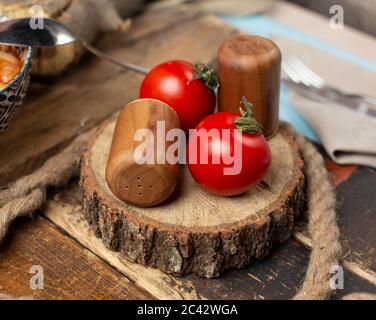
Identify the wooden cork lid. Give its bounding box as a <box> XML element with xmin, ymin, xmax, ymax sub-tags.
<box><xmin>217</xmin><ymin>35</ymin><xmax>282</xmax><ymax>138</ymax></box>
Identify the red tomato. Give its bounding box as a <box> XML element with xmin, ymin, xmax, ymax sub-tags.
<box><xmin>140</xmin><ymin>60</ymin><xmax>217</xmax><ymax>132</ymax></box>
<box><xmin>187</xmin><ymin>98</ymin><xmax>271</xmax><ymax>196</ymax></box>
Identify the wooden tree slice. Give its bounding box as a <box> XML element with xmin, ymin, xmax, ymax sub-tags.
<box><xmin>81</xmin><ymin>121</ymin><xmax>305</xmax><ymax>278</ymax></box>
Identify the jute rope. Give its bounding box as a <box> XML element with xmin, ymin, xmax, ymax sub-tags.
<box><xmin>293</xmin><ymin>133</ymin><xmax>342</xmax><ymax>300</ymax></box>
<box><xmin>342</xmin><ymin>293</ymin><xmax>376</xmax><ymax>300</ymax></box>
<box><xmin>0</xmin><ymin>129</ymin><xmax>95</xmax><ymax>241</ymax></box>
<box><xmin>0</xmin><ymin>127</ymin><xmax>375</xmax><ymax>300</ymax></box>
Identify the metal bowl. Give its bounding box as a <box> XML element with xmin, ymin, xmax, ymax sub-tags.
<box><xmin>0</xmin><ymin>46</ymin><xmax>32</xmax><ymax>133</ymax></box>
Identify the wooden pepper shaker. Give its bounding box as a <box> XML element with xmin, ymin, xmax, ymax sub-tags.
<box><xmin>217</xmin><ymin>35</ymin><xmax>282</xmax><ymax>138</ymax></box>
<box><xmin>106</xmin><ymin>99</ymin><xmax>180</xmax><ymax>207</ymax></box>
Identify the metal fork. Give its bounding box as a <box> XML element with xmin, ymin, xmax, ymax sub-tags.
<box><xmin>282</xmin><ymin>55</ymin><xmax>376</xmax><ymax>106</ymax></box>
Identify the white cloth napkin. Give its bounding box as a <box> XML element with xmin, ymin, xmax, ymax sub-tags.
<box><xmin>290</xmin><ymin>92</ymin><xmax>376</xmax><ymax>168</ymax></box>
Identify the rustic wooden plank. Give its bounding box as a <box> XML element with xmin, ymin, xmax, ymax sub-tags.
<box><xmin>186</xmin><ymin>239</ymin><xmax>309</xmax><ymax>300</ymax></box>
<box><xmin>189</xmin><ymin>240</ymin><xmax>376</xmax><ymax>300</ymax></box>
<box><xmin>294</xmin><ymin>165</ymin><xmax>376</xmax><ymax>287</ymax></box>
<box><xmin>333</xmin><ymin>270</ymin><xmax>376</xmax><ymax>299</ymax></box>
<box><xmin>43</xmin><ymin>181</ymin><xmax>376</xmax><ymax>300</ymax></box>
<box><xmin>45</xmin><ymin>183</ymin><xmax>307</xmax><ymax>300</ymax></box>
<box><xmin>335</xmin><ymin>167</ymin><xmax>376</xmax><ymax>275</ymax></box>
<box><xmin>44</xmin><ymin>183</ymin><xmax>203</xmax><ymax>300</ymax></box>
<box><xmin>0</xmin><ymin>7</ymin><xmax>235</xmax><ymax>185</ymax></box>
<box><xmin>1</xmin><ymin>1</ymin><xmax>374</xmax><ymax>300</ymax></box>
<box><xmin>294</xmin><ymin>148</ymin><xmax>376</xmax><ymax>287</ymax></box>
<box><xmin>0</xmin><ymin>216</ymin><xmax>154</xmax><ymax>300</ymax></box>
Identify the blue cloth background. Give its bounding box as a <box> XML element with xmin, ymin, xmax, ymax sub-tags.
<box><xmin>222</xmin><ymin>15</ymin><xmax>376</xmax><ymax>142</ymax></box>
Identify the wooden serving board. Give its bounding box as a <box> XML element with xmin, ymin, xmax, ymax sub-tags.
<box><xmin>80</xmin><ymin>120</ymin><xmax>305</xmax><ymax>278</ymax></box>
<box><xmin>1</xmin><ymin>2</ymin><xmax>376</xmax><ymax>299</ymax></box>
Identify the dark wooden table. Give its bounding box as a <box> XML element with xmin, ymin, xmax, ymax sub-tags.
<box><xmin>0</xmin><ymin>2</ymin><xmax>375</xmax><ymax>300</ymax></box>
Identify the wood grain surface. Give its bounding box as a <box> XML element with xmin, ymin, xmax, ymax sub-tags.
<box><xmin>81</xmin><ymin>121</ymin><xmax>305</xmax><ymax>278</ymax></box>
<box><xmin>298</xmin><ymin>165</ymin><xmax>376</xmax><ymax>285</ymax></box>
<box><xmin>0</xmin><ymin>216</ymin><xmax>153</xmax><ymax>300</ymax></box>
<box><xmin>0</xmin><ymin>7</ymin><xmax>235</xmax><ymax>186</ymax></box>
<box><xmin>106</xmin><ymin>99</ymin><xmax>180</xmax><ymax>207</ymax></box>
<box><xmin>0</xmin><ymin>2</ymin><xmax>375</xmax><ymax>299</ymax></box>
<box><xmin>42</xmin><ymin>181</ymin><xmax>376</xmax><ymax>299</ymax></box>
<box><xmin>217</xmin><ymin>35</ymin><xmax>281</xmax><ymax>138</ymax></box>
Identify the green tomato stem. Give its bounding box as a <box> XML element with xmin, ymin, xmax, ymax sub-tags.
<box><xmin>234</xmin><ymin>96</ymin><xmax>263</xmax><ymax>135</ymax></box>
<box><xmin>194</xmin><ymin>63</ymin><xmax>219</xmax><ymax>90</ymax></box>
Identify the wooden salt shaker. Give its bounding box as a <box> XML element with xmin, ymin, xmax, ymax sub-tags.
<box><xmin>106</xmin><ymin>99</ymin><xmax>180</xmax><ymax>207</ymax></box>
<box><xmin>217</xmin><ymin>35</ymin><xmax>282</xmax><ymax>138</ymax></box>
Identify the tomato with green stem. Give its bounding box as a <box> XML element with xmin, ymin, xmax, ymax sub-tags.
<box><xmin>140</xmin><ymin>60</ymin><xmax>218</xmax><ymax>132</ymax></box>
<box><xmin>187</xmin><ymin>97</ymin><xmax>271</xmax><ymax>196</ymax></box>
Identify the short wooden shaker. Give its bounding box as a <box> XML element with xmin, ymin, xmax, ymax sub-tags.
<box><xmin>217</xmin><ymin>35</ymin><xmax>282</xmax><ymax>138</ymax></box>
<box><xmin>106</xmin><ymin>98</ymin><xmax>180</xmax><ymax>207</ymax></box>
